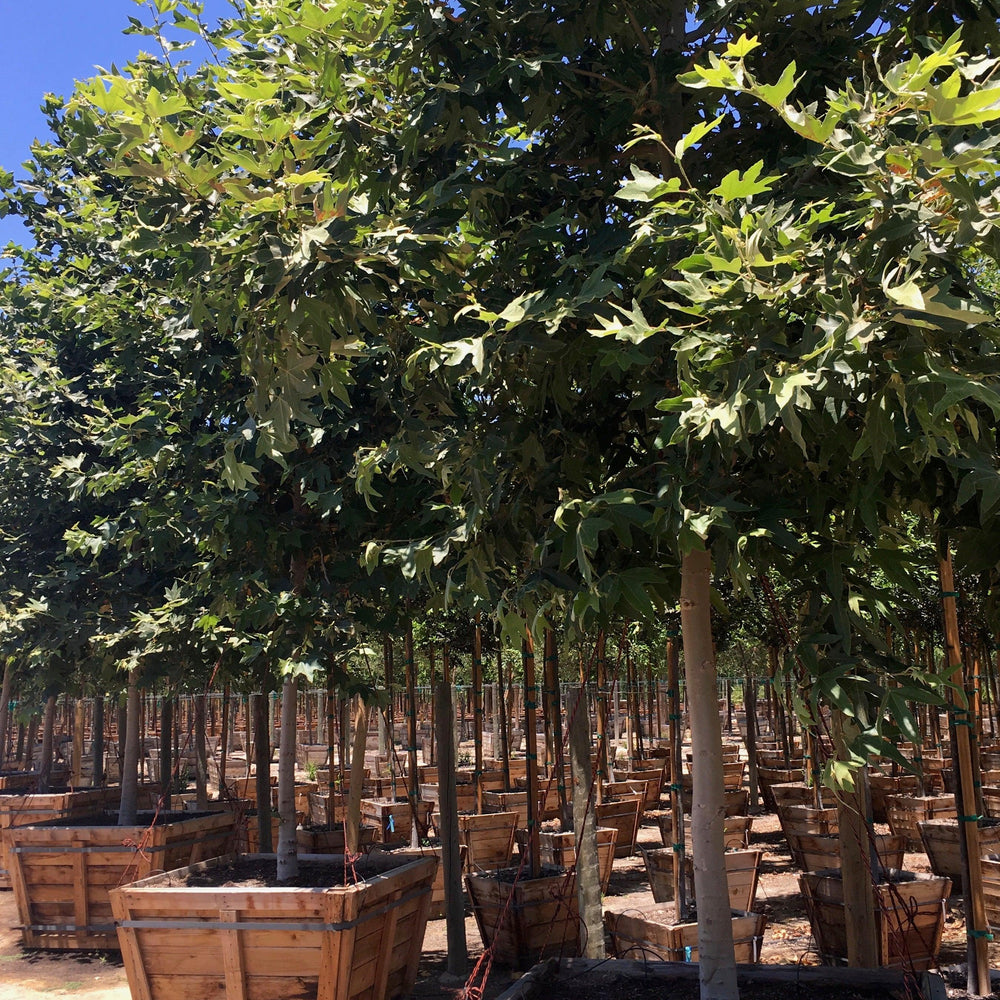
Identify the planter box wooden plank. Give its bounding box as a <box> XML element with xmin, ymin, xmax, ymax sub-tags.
<box><xmin>360</xmin><ymin>797</ymin><xmax>432</xmax><ymax>844</ymax></box>
<box><xmin>655</xmin><ymin>812</ymin><xmax>751</xmax><ymax>852</ymax></box>
<box><xmin>458</xmin><ymin>812</ymin><xmax>518</xmax><ymax>871</ymax></box>
<box><xmin>465</xmin><ymin>869</ymin><xmax>579</xmax><ymax>970</ymax></box>
<box><xmin>605</xmin><ymin>907</ymin><xmax>766</xmax><ymax>964</ymax></box>
<box><xmin>595</xmin><ymin>796</ymin><xmax>642</xmax><ymax>857</ymax></box>
<box><xmin>0</xmin><ymin>787</ymin><xmax>130</xmax><ymax>890</ymax></box>
<box><xmin>111</xmin><ymin>852</ymin><xmax>436</xmax><ymax>1000</ymax></box>
<box><xmin>887</xmin><ymin>794</ymin><xmax>956</xmax><ymax>851</ymax></box>
<box><xmin>8</xmin><ymin>810</ymin><xmax>236</xmax><ymax>949</ymax></box>
<box><xmin>869</xmin><ymin>773</ymin><xmax>921</xmax><ymax>824</ymax></box>
<box><xmin>536</xmin><ymin>828</ymin><xmax>616</xmax><ymax>893</ymax></box>
<box><xmin>919</xmin><ymin>817</ymin><xmax>1000</xmax><ymax>889</ymax></box>
<box><xmin>792</xmin><ymin>832</ymin><xmax>906</xmax><ymax>873</ymax></box>
<box><xmin>800</xmin><ymin>871</ymin><xmax>951</xmax><ymax>970</ymax></box>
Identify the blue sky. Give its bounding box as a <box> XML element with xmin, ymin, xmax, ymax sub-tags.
<box><xmin>0</xmin><ymin>1</ymin><xmax>232</xmax><ymax>246</ymax></box>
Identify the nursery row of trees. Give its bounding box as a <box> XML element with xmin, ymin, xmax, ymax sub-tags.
<box><xmin>4</xmin><ymin>1</ymin><xmax>1000</xmax><ymax>996</ymax></box>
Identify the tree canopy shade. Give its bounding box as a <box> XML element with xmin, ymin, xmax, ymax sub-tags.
<box><xmin>4</xmin><ymin>1</ymin><xmax>1000</xmax><ymax>995</ymax></box>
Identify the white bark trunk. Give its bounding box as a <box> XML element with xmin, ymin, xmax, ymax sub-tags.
<box><xmin>276</xmin><ymin>676</ymin><xmax>298</xmax><ymax>881</ymax></box>
<box><xmin>38</xmin><ymin>695</ymin><xmax>56</xmax><ymax>792</ymax></box>
<box><xmin>0</xmin><ymin>659</ymin><xmax>12</xmax><ymax>768</ymax></box>
<box><xmin>681</xmin><ymin>546</ymin><xmax>738</xmax><ymax>1000</ymax></box>
<box><xmin>345</xmin><ymin>698</ymin><xmax>370</xmax><ymax>855</ymax></box>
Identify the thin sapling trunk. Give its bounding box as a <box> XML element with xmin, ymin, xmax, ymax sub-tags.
<box><xmin>276</xmin><ymin>675</ymin><xmax>298</xmax><ymax>881</ymax></box>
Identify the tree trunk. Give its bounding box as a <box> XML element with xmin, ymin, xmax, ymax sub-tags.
<box><xmin>159</xmin><ymin>695</ymin><xmax>173</xmax><ymax>810</ymax></box>
<box><xmin>195</xmin><ymin>693</ymin><xmax>209</xmax><ymax>809</ymax></box>
<box><xmin>252</xmin><ymin>692</ymin><xmax>273</xmax><ymax>852</ymax></box>
<box><xmin>92</xmin><ymin>695</ymin><xmax>105</xmax><ymax>787</ymax></box>
<box><xmin>544</xmin><ymin>629</ymin><xmax>570</xmax><ymax>828</ymax></box>
<box><xmin>497</xmin><ymin>648</ymin><xmax>511</xmax><ymax>789</ymax></box>
<box><xmin>345</xmin><ymin>697</ymin><xmax>370</xmax><ymax>856</ymax></box>
<box><xmin>744</xmin><ymin>674</ymin><xmax>759</xmax><ymax>813</ymax></box>
<box><xmin>569</xmin><ymin>684</ymin><xmax>604</xmax><ymax>958</ymax></box>
<box><xmin>38</xmin><ymin>694</ymin><xmax>57</xmax><ymax>793</ymax></box>
<box><xmin>435</xmin><ymin>679</ymin><xmax>467</xmax><ymax>975</ymax></box>
<box><xmin>522</xmin><ymin>633</ymin><xmax>541</xmax><ymax>879</ymax></box>
<box><xmin>72</xmin><ymin>697</ymin><xmax>85</xmax><ymax>788</ymax></box>
<box><xmin>405</xmin><ymin>623</ymin><xmax>420</xmax><ymax>847</ymax></box>
<box><xmin>276</xmin><ymin>675</ymin><xmax>299</xmax><ymax>881</ymax></box>
<box><xmin>595</xmin><ymin>630</ymin><xmax>608</xmax><ymax>804</ymax></box>
<box><xmin>472</xmin><ymin>616</ymin><xmax>484</xmax><ymax>812</ymax></box>
<box><xmin>219</xmin><ymin>686</ymin><xmax>230</xmax><ymax>797</ymax></box>
<box><xmin>119</xmin><ymin>668</ymin><xmax>142</xmax><ymax>825</ymax></box>
<box><xmin>667</xmin><ymin>631</ymin><xmax>687</xmax><ymax>914</ymax></box>
<box><xmin>680</xmin><ymin>546</ymin><xmax>738</xmax><ymax>1000</ymax></box>
<box><xmin>24</xmin><ymin>714</ymin><xmax>38</xmax><ymax>772</ymax></box>
<box><xmin>0</xmin><ymin>659</ymin><xmax>12</xmax><ymax>768</ymax></box>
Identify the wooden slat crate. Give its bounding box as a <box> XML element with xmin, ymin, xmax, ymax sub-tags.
<box><xmin>595</xmin><ymin>796</ymin><xmax>642</xmax><ymax>857</ymax></box>
<box><xmin>8</xmin><ymin>810</ymin><xmax>236</xmax><ymax>949</ymax></box>
<box><xmin>683</xmin><ymin>849</ymin><xmax>762</xmax><ymax>912</ymax></box>
<box><xmin>886</xmin><ymin>794</ymin><xmax>956</xmax><ymax>851</ymax></box>
<box><xmin>918</xmin><ymin>817</ymin><xmax>1000</xmax><ymax>889</ymax></box>
<box><xmin>111</xmin><ymin>852</ymin><xmax>436</xmax><ymax>1000</ymax></box>
<box><xmin>295</xmin><ymin>825</ymin><xmax>375</xmax><ymax>854</ymax></box>
<box><xmin>655</xmin><ymin>812</ymin><xmax>752</xmax><ymax>851</ymax></box>
<box><xmin>419</xmin><ymin>781</ymin><xmax>477</xmax><ymax>815</ymax></box>
<box><xmin>606</xmin><ymin>907</ymin><xmax>766</xmax><ymax>964</ymax></box>
<box><xmin>791</xmin><ymin>833</ymin><xmax>906</xmax><ymax>873</ymax></box>
<box><xmin>0</xmin><ymin>786</ymin><xmax>126</xmax><ymax>890</ymax></box>
<box><xmin>465</xmin><ymin>868</ymin><xmax>579</xmax><ymax>969</ymax></box>
<box><xmin>869</xmin><ymin>773</ymin><xmax>922</xmax><ymax>824</ymax></box>
<box><xmin>535</xmin><ymin>827</ymin><xmax>617</xmax><ymax>893</ymax></box>
<box><xmin>458</xmin><ymin>812</ymin><xmax>518</xmax><ymax>871</ymax></box>
<box><xmin>800</xmin><ymin>871</ymin><xmax>951</xmax><ymax>970</ymax></box>
<box><xmin>360</xmin><ymin>797</ymin><xmax>432</xmax><ymax>844</ymax></box>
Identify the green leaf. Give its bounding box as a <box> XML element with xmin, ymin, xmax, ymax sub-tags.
<box><xmin>709</xmin><ymin>161</ymin><xmax>781</xmax><ymax>203</ymax></box>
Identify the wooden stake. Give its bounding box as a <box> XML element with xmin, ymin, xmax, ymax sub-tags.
<box><xmin>939</xmin><ymin>538</ymin><xmax>991</xmax><ymax>997</ymax></box>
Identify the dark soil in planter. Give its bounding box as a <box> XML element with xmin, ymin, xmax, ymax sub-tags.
<box><xmin>480</xmin><ymin>864</ymin><xmax>570</xmax><ymax>884</ymax></box>
<box><xmin>160</xmin><ymin>853</ymin><xmax>416</xmax><ymax>889</ymax></box>
<box><xmin>810</xmin><ymin>867</ymin><xmax>917</xmax><ymax>884</ymax></box>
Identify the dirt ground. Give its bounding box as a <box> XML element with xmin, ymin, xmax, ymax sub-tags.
<box><xmin>0</xmin><ymin>808</ymin><xmax>995</xmax><ymax>999</ymax></box>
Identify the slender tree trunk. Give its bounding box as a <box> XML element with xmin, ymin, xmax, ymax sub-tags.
<box><xmin>569</xmin><ymin>684</ymin><xmax>604</xmax><ymax>958</ymax></box>
<box><xmin>92</xmin><ymin>695</ymin><xmax>105</xmax><ymax>787</ymax></box>
<box><xmin>119</xmin><ymin>668</ymin><xmax>142</xmax><ymax>825</ymax></box>
<box><xmin>436</xmin><ymin>678</ymin><xmax>467</xmax><ymax>974</ymax></box>
<box><xmin>545</xmin><ymin>629</ymin><xmax>570</xmax><ymax>828</ymax></box>
<box><xmin>38</xmin><ymin>694</ymin><xmax>56</xmax><ymax>793</ymax></box>
<box><xmin>24</xmin><ymin>714</ymin><xmax>38</xmax><ymax>772</ymax></box>
<box><xmin>0</xmin><ymin>659</ymin><xmax>12</xmax><ymax>769</ymax></box>
<box><xmin>497</xmin><ymin>648</ymin><xmax>511</xmax><ymax>789</ymax></box>
<box><xmin>833</xmin><ymin>711</ymin><xmax>879</xmax><ymax>969</ymax></box>
<box><xmin>428</xmin><ymin>647</ymin><xmax>437</xmax><ymax>767</ymax></box>
<box><xmin>744</xmin><ymin>673</ymin><xmax>759</xmax><ymax>812</ymax></box>
<box><xmin>72</xmin><ymin>696</ymin><xmax>85</xmax><ymax>788</ymax></box>
<box><xmin>252</xmin><ymin>692</ymin><xmax>273</xmax><ymax>852</ymax></box>
<box><xmin>522</xmin><ymin>633</ymin><xmax>541</xmax><ymax>878</ymax></box>
<box><xmin>472</xmin><ymin>616</ymin><xmax>484</xmax><ymax>813</ymax></box>
<box><xmin>195</xmin><ymin>694</ymin><xmax>209</xmax><ymax>809</ymax></box>
<box><xmin>667</xmin><ymin>630</ymin><xmax>687</xmax><ymax>914</ymax></box>
<box><xmin>405</xmin><ymin>624</ymin><xmax>420</xmax><ymax>847</ymax></box>
<box><xmin>219</xmin><ymin>686</ymin><xmax>230</xmax><ymax>796</ymax></box>
<box><xmin>276</xmin><ymin>675</ymin><xmax>299</xmax><ymax>881</ymax></box>
<box><xmin>159</xmin><ymin>695</ymin><xmax>173</xmax><ymax>809</ymax></box>
<box><xmin>345</xmin><ymin>697</ymin><xmax>370</xmax><ymax>855</ymax></box>
<box><xmin>680</xmin><ymin>546</ymin><xmax>738</xmax><ymax>1000</ymax></box>
<box><xmin>595</xmin><ymin>630</ymin><xmax>608</xmax><ymax>804</ymax></box>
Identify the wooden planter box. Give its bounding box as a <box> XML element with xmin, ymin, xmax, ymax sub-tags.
<box><xmin>296</xmin><ymin>825</ymin><xmax>376</xmax><ymax>854</ymax></box>
<box><xmin>0</xmin><ymin>786</ymin><xmax>126</xmax><ymax>889</ymax></box>
<box><xmin>757</xmin><ymin>767</ymin><xmax>806</xmax><ymax>811</ymax></box>
<box><xmin>918</xmin><ymin>817</ymin><xmax>1000</xmax><ymax>890</ymax></box>
<box><xmin>465</xmin><ymin>868</ymin><xmax>579</xmax><ymax>969</ymax></box>
<box><xmin>869</xmin><ymin>773</ymin><xmax>921</xmax><ymax>824</ymax></box>
<box><xmin>238</xmin><ymin>811</ymin><xmax>281</xmax><ymax>854</ymax></box>
<box><xmin>792</xmin><ymin>833</ymin><xmax>906</xmax><ymax>874</ymax></box>
<box><xmin>481</xmin><ymin>788</ymin><xmax>560</xmax><ymax>823</ymax></box>
<box><xmin>420</xmin><ymin>781</ymin><xmax>478</xmax><ymax>815</ymax></box>
<box><xmin>605</xmin><ymin>907</ymin><xmax>766</xmax><ymax>964</ymax></box>
<box><xmin>8</xmin><ymin>810</ymin><xmax>236</xmax><ymax>949</ymax></box>
<box><xmin>458</xmin><ymin>812</ymin><xmax>517</xmax><ymax>871</ymax></box>
<box><xmin>536</xmin><ymin>828</ymin><xmax>617</xmax><ymax>893</ymax></box>
<box><xmin>111</xmin><ymin>852</ymin><xmax>436</xmax><ymax>1000</ymax></box>
<box><xmin>0</xmin><ymin>771</ymin><xmax>38</xmax><ymax>792</ymax></box>
<box><xmin>310</xmin><ymin>790</ymin><xmax>348</xmax><ymax>827</ymax></box>
<box><xmin>655</xmin><ymin>812</ymin><xmax>752</xmax><ymax>851</ymax></box>
<box><xmin>769</xmin><ymin>782</ymin><xmax>817</xmax><ymax>811</ymax></box>
<box><xmin>683</xmin><ymin>849</ymin><xmax>761</xmax><ymax>912</ymax></box>
<box><xmin>981</xmin><ymin>855</ymin><xmax>1000</xmax><ymax>924</ymax></box>
<box><xmin>800</xmin><ymin>871</ymin><xmax>951</xmax><ymax>970</ymax></box>
<box><xmin>886</xmin><ymin>794</ymin><xmax>956</xmax><ymax>851</ymax></box>
<box><xmin>361</xmin><ymin>797</ymin><xmax>432</xmax><ymax>844</ymax></box>
<box><xmin>595</xmin><ymin>796</ymin><xmax>642</xmax><ymax>857</ymax></box>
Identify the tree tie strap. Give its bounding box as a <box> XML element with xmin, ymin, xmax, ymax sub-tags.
<box><xmin>960</xmin><ymin>814</ymin><xmax>983</xmax><ymax>822</ymax></box>
<box><xmin>939</xmin><ymin>591</ymin><xmax>960</xmax><ymax>598</ymax></box>
<box><xmin>969</xmin><ymin>929</ymin><xmax>994</xmax><ymax>940</ymax></box>
<box><xmin>672</xmin><ymin>842</ymin><xmax>684</xmax><ymax>853</ymax></box>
